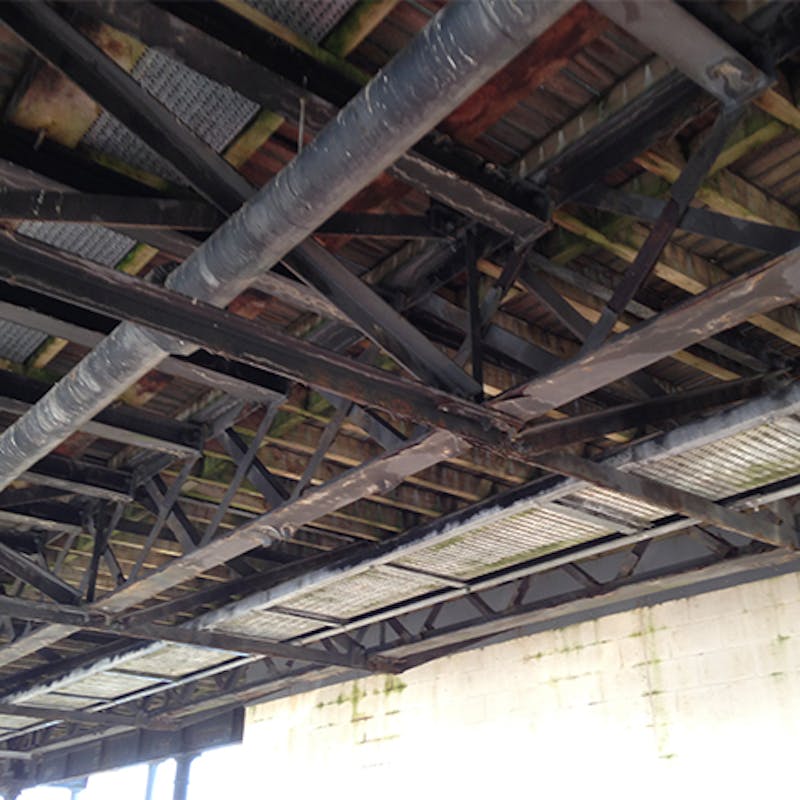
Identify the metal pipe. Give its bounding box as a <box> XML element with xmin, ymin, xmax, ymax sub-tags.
<box><xmin>0</xmin><ymin>0</ymin><xmax>576</xmax><ymax>491</ymax></box>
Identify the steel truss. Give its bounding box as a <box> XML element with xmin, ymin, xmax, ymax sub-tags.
<box><xmin>0</xmin><ymin>0</ymin><xmax>797</xmax><ymax>789</ymax></box>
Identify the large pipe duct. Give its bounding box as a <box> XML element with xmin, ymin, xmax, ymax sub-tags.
<box><xmin>0</xmin><ymin>0</ymin><xmax>576</xmax><ymax>490</ymax></box>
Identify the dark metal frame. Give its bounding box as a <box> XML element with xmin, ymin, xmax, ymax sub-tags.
<box><xmin>0</xmin><ymin>0</ymin><xmax>797</xmax><ymax>789</ymax></box>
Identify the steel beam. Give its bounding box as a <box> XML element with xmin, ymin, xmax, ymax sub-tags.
<box><xmin>517</xmin><ymin>374</ymin><xmax>779</xmax><ymax>452</ymax></box>
<box><xmin>0</xmin><ymin>151</ymin><xmax>202</xmax><ymax>260</ymax></box>
<box><xmin>6</xmin><ymin>228</ymin><xmax>800</xmax><ymax>446</ymax></box>
<box><xmin>284</xmin><ymin>242</ymin><xmax>481</xmax><ymax>398</ymax></box>
<box><xmin>0</xmin><ymin>190</ymin><xmax>223</xmax><ymax>231</ymax></box>
<box><xmin>0</xmin><ymin>285</ymin><xmax>287</xmax><ymax>404</ymax></box>
<box><xmin>0</xmin><ymin>233</ymin><xmax>511</xmax><ymax>442</ymax></box>
<box><xmin>0</xmin><ymin>703</ymin><xmax>162</xmax><ymax>731</ymax></box>
<box><xmin>578</xmin><ymin>106</ymin><xmax>745</xmax><ymax>353</ymax></box>
<box><xmin>318</xmin><ymin>213</ymin><xmax>441</xmax><ymax>239</ymax></box>
<box><xmin>576</xmin><ymin>185</ymin><xmax>800</xmax><ymax>253</ymax></box>
<box><xmin>0</xmin><ymin>370</ymin><xmax>202</xmax><ymax>457</ymax></box>
<box><xmin>23</xmin><ymin>455</ymin><xmax>132</xmax><ymax>504</ymax></box>
<box><xmin>591</xmin><ymin>1</ymin><xmax>771</xmax><ymax>106</ymax></box>
<box><xmin>493</xmin><ymin>245</ymin><xmax>800</xmax><ymax>420</ymax></box>
<box><xmin>0</xmin><ymin>546</ymin><xmax>82</xmax><ymax>605</ymax></box>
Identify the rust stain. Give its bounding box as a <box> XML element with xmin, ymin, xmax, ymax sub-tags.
<box><xmin>120</xmin><ymin>371</ymin><xmax>171</xmax><ymax>408</ymax></box>
<box><xmin>53</xmin><ymin>431</ymin><xmax>98</xmax><ymax>459</ymax></box>
<box><xmin>228</xmin><ymin>290</ymin><xmax>271</xmax><ymax>320</ymax></box>
<box><xmin>318</xmin><ymin>172</ymin><xmax>415</xmax><ymax>252</ymax></box>
<box><xmin>10</xmin><ymin>62</ymin><xmax>99</xmax><ymax>148</ymax></box>
<box><xmin>440</xmin><ymin>3</ymin><xmax>610</xmax><ymax>145</ymax></box>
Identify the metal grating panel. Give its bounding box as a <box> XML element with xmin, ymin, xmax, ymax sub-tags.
<box><xmin>630</xmin><ymin>416</ymin><xmax>800</xmax><ymax>499</ymax></box>
<box><xmin>286</xmin><ymin>566</ymin><xmax>440</xmax><ymax>619</ymax></box>
<box><xmin>51</xmin><ymin>670</ymin><xmax>163</xmax><ymax>701</ymax></box>
<box><xmin>396</xmin><ymin>503</ymin><xmax>617</xmax><ymax>580</ymax></box>
<box><xmin>566</xmin><ymin>486</ymin><xmax>671</xmax><ymax>526</ymax></box>
<box><xmin>245</xmin><ymin>0</ymin><xmax>355</xmax><ymax>43</ymax></box>
<box><xmin>212</xmin><ymin>609</ymin><xmax>324</xmax><ymax>640</ymax></box>
<box><xmin>119</xmin><ymin>644</ymin><xmax>235</xmax><ymax>679</ymax></box>
<box><xmin>0</xmin><ymin>714</ymin><xmax>39</xmax><ymax>731</ymax></box>
<box><xmin>22</xmin><ymin>694</ymin><xmax>96</xmax><ymax>711</ymax></box>
<box><xmin>0</xmin><ymin>320</ymin><xmax>47</xmax><ymax>363</ymax></box>
<box><xmin>82</xmin><ymin>48</ymin><xmax>259</xmax><ymax>183</ymax></box>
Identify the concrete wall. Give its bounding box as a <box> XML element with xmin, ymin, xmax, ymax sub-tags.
<box><xmin>242</xmin><ymin>572</ymin><xmax>800</xmax><ymax>799</ymax></box>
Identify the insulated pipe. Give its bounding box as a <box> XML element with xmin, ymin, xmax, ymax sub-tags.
<box><xmin>0</xmin><ymin>0</ymin><xmax>576</xmax><ymax>490</ymax></box>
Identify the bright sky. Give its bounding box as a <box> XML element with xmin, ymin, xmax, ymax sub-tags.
<box><xmin>12</xmin><ymin>744</ymin><xmax>252</xmax><ymax>800</ymax></box>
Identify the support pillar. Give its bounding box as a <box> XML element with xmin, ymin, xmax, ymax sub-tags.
<box><xmin>172</xmin><ymin>754</ymin><xmax>194</xmax><ymax>800</ymax></box>
<box><xmin>144</xmin><ymin>762</ymin><xmax>158</xmax><ymax>800</ymax></box>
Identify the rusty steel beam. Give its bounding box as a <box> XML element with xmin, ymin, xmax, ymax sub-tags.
<box><xmin>591</xmin><ymin>1</ymin><xmax>771</xmax><ymax>106</ymax></box>
<box><xmin>493</xmin><ymin>245</ymin><xmax>800</xmax><ymax>420</ymax></box>
<box><xmin>516</xmin><ymin>373</ymin><xmax>780</xmax><ymax>452</ymax></box>
<box><xmin>0</xmin><ymin>232</ymin><xmax>512</xmax><ymax>442</ymax></box>
<box><xmin>0</xmin><ymin>190</ymin><xmax>223</xmax><ymax>231</ymax></box>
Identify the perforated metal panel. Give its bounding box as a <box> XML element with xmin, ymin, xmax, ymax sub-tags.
<box><xmin>246</xmin><ymin>0</ymin><xmax>356</xmax><ymax>42</ymax></box>
<box><xmin>82</xmin><ymin>48</ymin><xmax>259</xmax><ymax>183</ymax></box>
<box><xmin>0</xmin><ymin>320</ymin><xmax>47</xmax><ymax>363</ymax></box>
<box><xmin>396</xmin><ymin>503</ymin><xmax>617</xmax><ymax>580</ymax></box>
<box><xmin>17</xmin><ymin>221</ymin><xmax>136</xmax><ymax>266</ymax></box>
<box><xmin>22</xmin><ymin>694</ymin><xmax>96</xmax><ymax>711</ymax></box>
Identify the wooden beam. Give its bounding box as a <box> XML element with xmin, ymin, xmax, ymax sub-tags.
<box><xmin>554</xmin><ymin>210</ymin><xmax>800</xmax><ymax>350</ymax></box>
<box><xmin>321</xmin><ymin>0</ymin><xmax>399</xmax><ymax>57</ymax></box>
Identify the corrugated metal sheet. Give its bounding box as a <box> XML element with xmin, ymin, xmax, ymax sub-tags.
<box><xmin>246</xmin><ymin>0</ymin><xmax>356</xmax><ymax>43</ymax></box>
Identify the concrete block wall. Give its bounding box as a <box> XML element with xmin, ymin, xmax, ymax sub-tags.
<box><xmin>242</xmin><ymin>572</ymin><xmax>800</xmax><ymax>799</ymax></box>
